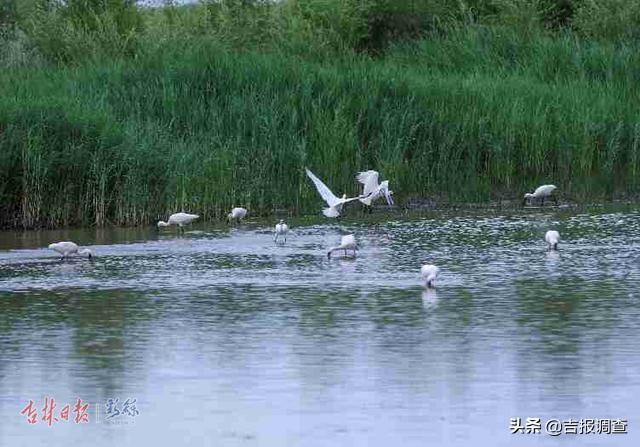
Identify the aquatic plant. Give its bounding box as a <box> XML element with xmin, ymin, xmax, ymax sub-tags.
<box><xmin>1</xmin><ymin>1</ymin><xmax>640</xmax><ymax>228</ymax></box>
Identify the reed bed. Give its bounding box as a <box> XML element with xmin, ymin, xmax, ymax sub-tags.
<box><xmin>1</xmin><ymin>1</ymin><xmax>640</xmax><ymax>228</ymax></box>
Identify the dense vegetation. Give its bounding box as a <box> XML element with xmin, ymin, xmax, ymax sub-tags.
<box><xmin>2</xmin><ymin>0</ymin><xmax>640</xmax><ymax>228</ymax></box>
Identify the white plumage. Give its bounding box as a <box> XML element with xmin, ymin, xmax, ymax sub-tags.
<box><xmin>157</xmin><ymin>212</ymin><xmax>199</xmax><ymax>229</ymax></box>
<box><xmin>524</xmin><ymin>184</ymin><xmax>558</xmax><ymax>206</ymax></box>
<box><xmin>228</xmin><ymin>207</ymin><xmax>247</xmax><ymax>223</ymax></box>
<box><xmin>328</xmin><ymin>234</ymin><xmax>357</xmax><ymax>258</ymax></box>
<box><xmin>48</xmin><ymin>241</ymin><xmax>94</xmax><ymax>260</ymax></box>
<box><xmin>356</xmin><ymin>170</ymin><xmax>394</xmax><ymax>207</ymax></box>
<box><xmin>421</xmin><ymin>264</ymin><xmax>440</xmax><ymax>288</ymax></box>
<box><xmin>274</xmin><ymin>219</ymin><xmax>289</xmax><ymax>243</ymax></box>
<box><xmin>545</xmin><ymin>230</ymin><xmax>560</xmax><ymax>250</ymax></box>
<box><xmin>305</xmin><ymin>168</ymin><xmax>360</xmax><ymax>218</ymax></box>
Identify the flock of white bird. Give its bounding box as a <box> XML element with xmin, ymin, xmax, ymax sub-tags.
<box><xmin>46</xmin><ymin>168</ymin><xmax>560</xmax><ymax>289</ymax></box>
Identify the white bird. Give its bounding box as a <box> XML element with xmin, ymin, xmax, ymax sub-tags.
<box><xmin>545</xmin><ymin>230</ymin><xmax>560</xmax><ymax>250</ymax></box>
<box><xmin>356</xmin><ymin>170</ymin><xmax>394</xmax><ymax>208</ymax></box>
<box><xmin>48</xmin><ymin>241</ymin><xmax>94</xmax><ymax>260</ymax></box>
<box><xmin>228</xmin><ymin>207</ymin><xmax>247</xmax><ymax>223</ymax></box>
<box><xmin>157</xmin><ymin>212</ymin><xmax>199</xmax><ymax>231</ymax></box>
<box><xmin>305</xmin><ymin>168</ymin><xmax>361</xmax><ymax>218</ymax></box>
<box><xmin>274</xmin><ymin>219</ymin><xmax>289</xmax><ymax>243</ymax></box>
<box><xmin>523</xmin><ymin>184</ymin><xmax>558</xmax><ymax>206</ymax></box>
<box><xmin>327</xmin><ymin>234</ymin><xmax>357</xmax><ymax>258</ymax></box>
<box><xmin>421</xmin><ymin>264</ymin><xmax>440</xmax><ymax>288</ymax></box>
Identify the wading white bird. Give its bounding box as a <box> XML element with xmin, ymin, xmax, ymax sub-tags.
<box><xmin>228</xmin><ymin>207</ymin><xmax>247</xmax><ymax>223</ymax></box>
<box><xmin>274</xmin><ymin>219</ymin><xmax>289</xmax><ymax>243</ymax></box>
<box><xmin>157</xmin><ymin>212</ymin><xmax>199</xmax><ymax>231</ymax></box>
<box><xmin>48</xmin><ymin>241</ymin><xmax>94</xmax><ymax>260</ymax></box>
<box><xmin>305</xmin><ymin>168</ymin><xmax>361</xmax><ymax>218</ymax></box>
<box><xmin>327</xmin><ymin>234</ymin><xmax>357</xmax><ymax>258</ymax></box>
<box><xmin>356</xmin><ymin>170</ymin><xmax>394</xmax><ymax>209</ymax></box>
<box><xmin>523</xmin><ymin>184</ymin><xmax>558</xmax><ymax>206</ymax></box>
<box><xmin>545</xmin><ymin>230</ymin><xmax>560</xmax><ymax>250</ymax></box>
<box><xmin>421</xmin><ymin>264</ymin><xmax>440</xmax><ymax>289</ymax></box>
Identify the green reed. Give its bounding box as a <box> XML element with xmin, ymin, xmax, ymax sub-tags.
<box><xmin>1</xmin><ymin>2</ymin><xmax>640</xmax><ymax>228</ymax></box>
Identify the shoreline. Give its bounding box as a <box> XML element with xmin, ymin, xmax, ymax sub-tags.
<box><xmin>1</xmin><ymin>200</ymin><xmax>638</xmax><ymax>234</ymax></box>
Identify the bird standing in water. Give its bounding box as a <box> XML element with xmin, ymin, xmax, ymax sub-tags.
<box><xmin>421</xmin><ymin>264</ymin><xmax>440</xmax><ymax>289</ymax></box>
<box><xmin>48</xmin><ymin>241</ymin><xmax>94</xmax><ymax>260</ymax></box>
<box><xmin>274</xmin><ymin>220</ymin><xmax>289</xmax><ymax>244</ymax></box>
<box><xmin>545</xmin><ymin>230</ymin><xmax>560</xmax><ymax>250</ymax></box>
<box><xmin>228</xmin><ymin>207</ymin><xmax>247</xmax><ymax>224</ymax></box>
<box><xmin>327</xmin><ymin>234</ymin><xmax>357</xmax><ymax>258</ymax></box>
<box><xmin>523</xmin><ymin>184</ymin><xmax>558</xmax><ymax>207</ymax></box>
<box><xmin>157</xmin><ymin>212</ymin><xmax>199</xmax><ymax>232</ymax></box>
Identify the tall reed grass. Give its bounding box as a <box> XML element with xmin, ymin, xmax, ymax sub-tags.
<box><xmin>1</xmin><ymin>1</ymin><xmax>640</xmax><ymax>228</ymax></box>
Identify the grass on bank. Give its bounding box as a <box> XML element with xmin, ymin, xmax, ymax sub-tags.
<box><xmin>1</xmin><ymin>1</ymin><xmax>640</xmax><ymax>228</ymax></box>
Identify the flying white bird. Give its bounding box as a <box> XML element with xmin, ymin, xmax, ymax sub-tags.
<box><xmin>421</xmin><ymin>264</ymin><xmax>440</xmax><ymax>288</ymax></box>
<box><xmin>157</xmin><ymin>212</ymin><xmax>199</xmax><ymax>230</ymax></box>
<box><xmin>48</xmin><ymin>241</ymin><xmax>94</xmax><ymax>260</ymax></box>
<box><xmin>305</xmin><ymin>168</ymin><xmax>361</xmax><ymax>218</ymax></box>
<box><xmin>523</xmin><ymin>184</ymin><xmax>558</xmax><ymax>206</ymax></box>
<box><xmin>228</xmin><ymin>207</ymin><xmax>247</xmax><ymax>223</ymax></box>
<box><xmin>356</xmin><ymin>170</ymin><xmax>393</xmax><ymax>208</ymax></box>
<box><xmin>274</xmin><ymin>219</ymin><xmax>289</xmax><ymax>243</ymax></box>
<box><xmin>327</xmin><ymin>234</ymin><xmax>357</xmax><ymax>258</ymax></box>
<box><xmin>545</xmin><ymin>230</ymin><xmax>560</xmax><ymax>250</ymax></box>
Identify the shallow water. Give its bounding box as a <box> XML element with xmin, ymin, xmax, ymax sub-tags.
<box><xmin>1</xmin><ymin>208</ymin><xmax>639</xmax><ymax>446</ymax></box>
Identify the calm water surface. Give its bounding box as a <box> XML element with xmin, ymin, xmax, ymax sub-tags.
<box><xmin>1</xmin><ymin>208</ymin><xmax>639</xmax><ymax>446</ymax></box>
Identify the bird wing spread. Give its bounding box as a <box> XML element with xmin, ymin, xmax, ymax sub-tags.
<box><xmin>322</xmin><ymin>207</ymin><xmax>340</xmax><ymax>217</ymax></box>
<box><xmin>356</xmin><ymin>170</ymin><xmax>380</xmax><ymax>196</ymax></box>
<box><xmin>306</xmin><ymin>168</ymin><xmax>339</xmax><ymax>207</ymax></box>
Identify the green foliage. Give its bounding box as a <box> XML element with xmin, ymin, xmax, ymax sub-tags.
<box><xmin>0</xmin><ymin>0</ymin><xmax>18</xmax><ymax>28</ymax></box>
<box><xmin>0</xmin><ymin>91</ymin><xmax>129</xmax><ymax>227</ymax></box>
<box><xmin>2</xmin><ymin>28</ymin><xmax>640</xmax><ymax>228</ymax></box>
<box><xmin>1</xmin><ymin>1</ymin><xmax>640</xmax><ymax>228</ymax></box>
<box><xmin>573</xmin><ymin>0</ymin><xmax>640</xmax><ymax>41</ymax></box>
<box><xmin>18</xmin><ymin>0</ymin><xmax>143</xmax><ymax>63</ymax></box>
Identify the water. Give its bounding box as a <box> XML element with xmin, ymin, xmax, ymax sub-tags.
<box><xmin>1</xmin><ymin>208</ymin><xmax>639</xmax><ymax>446</ymax></box>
